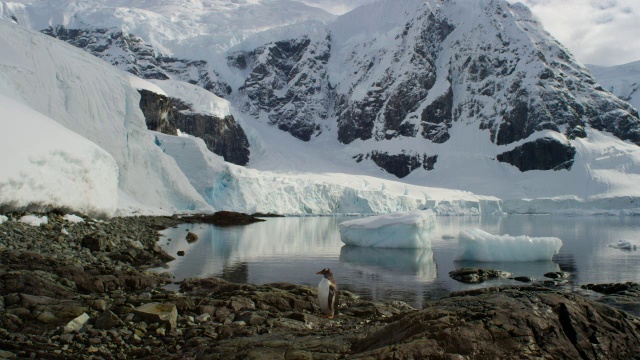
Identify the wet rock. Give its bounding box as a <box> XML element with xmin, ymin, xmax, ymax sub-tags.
<box><xmin>544</xmin><ymin>271</ymin><xmax>572</xmax><ymax>279</ymax></box>
<box><xmin>185</xmin><ymin>232</ymin><xmax>198</xmax><ymax>243</ymax></box>
<box><xmin>180</xmin><ymin>211</ymin><xmax>265</xmax><ymax>227</ymax></box>
<box><xmin>582</xmin><ymin>282</ymin><xmax>640</xmax><ymax>295</ymax></box>
<box><xmin>449</xmin><ymin>268</ymin><xmax>511</xmax><ymax>284</ymax></box>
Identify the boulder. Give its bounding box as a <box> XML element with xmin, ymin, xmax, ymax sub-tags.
<box><xmin>132</xmin><ymin>303</ymin><xmax>178</xmax><ymax>330</ymax></box>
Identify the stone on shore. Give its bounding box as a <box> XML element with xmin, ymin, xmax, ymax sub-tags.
<box><xmin>133</xmin><ymin>303</ymin><xmax>178</xmax><ymax>330</ymax></box>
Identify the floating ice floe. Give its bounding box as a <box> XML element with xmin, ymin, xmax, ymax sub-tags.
<box><xmin>609</xmin><ymin>240</ymin><xmax>637</xmax><ymax>251</ymax></box>
<box><xmin>456</xmin><ymin>228</ymin><xmax>562</xmax><ymax>262</ymax></box>
<box><xmin>338</xmin><ymin>210</ymin><xmax>435</xmax><ymax>248</ymax></box>
<box><xmin>19</xmin><ymin>215</ymin><xmax>48</xmax><ymax>227</ymax></box>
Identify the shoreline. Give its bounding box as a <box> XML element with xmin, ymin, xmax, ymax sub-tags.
<box><xmin>1</xmin><ymin>211</ymin><xmax>639</xmax><ymax>359</ymax></box>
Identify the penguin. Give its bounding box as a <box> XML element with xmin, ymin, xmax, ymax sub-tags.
<box><xmin>316</xmin><ymin>268</ymin><xmax>338</xmax><ymax>318</ymax></box>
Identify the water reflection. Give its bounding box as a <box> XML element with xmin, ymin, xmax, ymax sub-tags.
<box><xmin>154</xmin><ymin>215</ymin><xmax>640</xmax><ymax>309</ymax></box>
<box><xmin>340</xmin><ymin>246</ymin><xmax>437</xmax><ymax>280</ymax></box>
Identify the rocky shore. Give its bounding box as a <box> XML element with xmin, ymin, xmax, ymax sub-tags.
<box><xmin>1</xmin><ymin>212</ymin><xmax>640</xmax><ymax>359</ymax></box>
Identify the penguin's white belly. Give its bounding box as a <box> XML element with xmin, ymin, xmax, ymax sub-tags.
<box><xmin>318</xmin><ymin>278</ymin><xmax>331</xmax><ymax>313</ymax></box>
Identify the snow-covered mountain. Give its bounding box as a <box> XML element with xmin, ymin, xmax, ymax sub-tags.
<box><xmin>2</xmin><ymin>0</ymin><xmax>640</xmax><ymax>216</ymax></box>
<box><xmin>589</xmin><ymin>61</ymin><xmax>640</xmax><ymax>113</ymax></box>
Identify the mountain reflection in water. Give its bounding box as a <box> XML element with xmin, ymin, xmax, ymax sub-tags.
<box><xmin>154</xmin><ymin>215</ymin><xmax>640</xmax><ymax>309</ymax></box>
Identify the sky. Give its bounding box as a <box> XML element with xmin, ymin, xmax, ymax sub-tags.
<box><xmin>510</xmin><ymin>0</ymin><xmax>640</xmax><ymax>66</ymax></box>
<box><xmin>301</xmin><ymin>0</ymin><xmax>640</xmax><ymax>67</ymax></box>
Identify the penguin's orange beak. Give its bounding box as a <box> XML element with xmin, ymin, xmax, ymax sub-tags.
<box><xmin>316</xmin><ymin>270</ymin><xmax>322</xmax><ymax>274</ymax></box>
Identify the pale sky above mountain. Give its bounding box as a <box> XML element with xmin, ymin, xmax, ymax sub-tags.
<box><xmin>300</xmin><ymin>0</ymin><xmax>640</xmax><ymax>67</ymax></box>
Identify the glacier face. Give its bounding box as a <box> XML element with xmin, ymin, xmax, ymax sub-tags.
<box><xmin>0</xmin><ymin>20</ymin><xmax>212</xmax><ymax>216</ymax></box>
<box><xmin>2</xmin><ymin>0</ymin><xmax>640</xmax><ymax>215</ymax></box>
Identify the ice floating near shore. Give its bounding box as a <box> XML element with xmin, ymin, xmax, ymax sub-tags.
<box><xmin>609</xmin><ymin>240</ymin><xmax>637</xmax><ymax>251</ymax></box>
<box><xmin>338</xmin><ymin>210</ymin><xmax>435</xmax><ymax>248</ymax></box>
<box><xmin>456</xmin><ymin>229</ymin><xmax>562</xmax><ymax>262</ymax></box>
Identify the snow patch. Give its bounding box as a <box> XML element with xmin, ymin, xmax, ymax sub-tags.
<box><xmin>19</xmin><ymin>215</ymin><xmax>48</xmax><ymax>227</ymax></box>
<box><xmin>129</xmin><ymin>76</ymin><xmax>167</xmax><ymax>96</ymax></box>
<box><xmin>338</xmin><ymin>210</ymin><xmax>435</xmax><ymax>248</ymax></box>
<box><xmin>0</xmin><ymin>215</ymin><xmax>7</xmax><ymax>224</ymax></box>
<box><xmin>63</xmin><ymin>214</ymin><xmax>85</xmax><ymax>223</ymax></box>
<box><xmin>456</xmin><ymin>229</ymin><xmax>563</xmax><ymax>262</ymax></box>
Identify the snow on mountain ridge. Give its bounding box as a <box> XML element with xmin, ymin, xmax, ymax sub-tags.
<box><xmin>589</xmin><ymin>60</ymin><xmax>640</xmax><ymax>112</ymax></box>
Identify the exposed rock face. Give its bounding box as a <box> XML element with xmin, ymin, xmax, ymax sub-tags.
<box><xmin>230</xmin><ymin>34</ymin><xmax>332</xmax><ymax>141</ymax></box>
<box><xmin>137</xmin><ymin>90</ymin><xmax>250</xmax><ymax>166</ymax></box>
<box><xmin>357</xmin><ymin>151</ymin><xmax>437</xmax><ymax>178</ymax></box>
<box><xmin>137</xmin><ymin>90</ymin><xmax>177</xmax><ymax>136</ymax></box>
<box><xmin>42</xmin><ymin>26</ymin><xmax>232</xmax><ymax>98</ymax></box>
<box><xmin>497</xmin><ymin>137</ymin><xmax>577</xmax><ymax>171</ymax></box>
<box><xmin>352</xmin><ymin>286</ymin><xmax>640</xmax><ymax>359</ymax></box>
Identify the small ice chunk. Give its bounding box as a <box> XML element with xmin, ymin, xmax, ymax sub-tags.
<box><xmin>0</xmin><ymin>215</ymin><xmax>7</xmax><ymax>224</ymax></box>
<box><xmin>456</xmin><ymin>228</ymin><xmax>562</xmax><ymax>262</ymax></box>
<box><xmin>338</xmin><ymin>210</ymin><xmax>435</xmax><ymax>248</ymax></box>
<box><xmin>19</xmin><ymin>215</ymin><xmax>48</xmax><ymax>227</ymax></box>
<box><xmin>609</xmin><ymin>240</ymin><xmax>637</xmax><ymax>251</ymax></box>
<box><xmin>63</xmin><ymin>214</ymin><xmax>85</xmax><ymax>223</ymax></box>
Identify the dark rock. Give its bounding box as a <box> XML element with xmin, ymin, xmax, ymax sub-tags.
<box><xmin>544</xmin><ymin>271</ymin><xmax>572</xmax><ymax>279</ymax></box>
<box><xmin>351</xmin><ymin>286</ymin><xmax>640</xmax><ymax>359</ymax></box>
<box><xmin>139</xmin><ymin>90</ymin><xmax>251</xmax><ymax>166</ymax></box>
<box><xmin>177</xmin><ymin>251</ymin><xmax>185</xmax><ymax>256</ymax></box>
<box><xmin>421</xmin><ymin>87</ymin><xmax>453</xmax><ymax>143</ymax></box>
<box><xmin>43</xmin><ymin>26</ymin><xmax>232</xmax><ymax>98</ymax></box>
<box><xmin>81</xmin><ymin>233</ymin><xmax>107</xmax><ymax>252</ymax></box>
<box><xmin>138</xmin><ymin>89</ymin><xmax>177</xmax><ymax>136</ymax></box>
<box><xmin>180</xmin><ymin>211</ymin><xmax>266</xmax><ymax>227</ymax></box>
<box><xmin>236</xmin><ymin>35</ymin><xmax>332</xmax><ymax>142</ymax></box>
<box><xmin>449</xmin><ymin>268</ymin><xmax>511</xmax><ymax>284</ymax></box>
<box><xmin>367</xmin><ymin>151</ymin><xmax>438</xmax><ymax>178</ymax></box>
<box><xmin>496</xmin><ymin>137</ymin><xmax>576</xmax><ymax>171</ymax></box>
<box><xmin>95</xmin><ymin>310</ymin><xmax>124</xmax><ymax>330</ymax></box>
<box><xmin>582</xmin><ymin>282</ymin><xmax>640</xmax><ymax>295</ymax></box>
<box><xmin>185</xmin><ymin>232</ymin><xmax>198</xmax><ymax>243</ymax></box>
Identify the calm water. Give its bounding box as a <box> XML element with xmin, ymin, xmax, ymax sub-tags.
<box><xmin>154</xmin><ymin>215</ymin><xmax>640</xmax><ymax>309</ymax></box>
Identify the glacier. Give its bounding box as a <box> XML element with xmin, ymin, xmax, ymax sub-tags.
<box><xmin>456</xmin><ymin>228</ymin><xmax>563</xmax><ymax>262</ymax></box>
<box><xmin>0</xmin><ymin>20</ymin><xmax>212</xmax><ymax>216</ymax></box>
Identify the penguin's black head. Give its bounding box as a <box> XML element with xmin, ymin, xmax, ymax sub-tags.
<box><xmin>316</xmin><ymin>268</ymin><xmax>332</xmax><ymax>276</ymax></box>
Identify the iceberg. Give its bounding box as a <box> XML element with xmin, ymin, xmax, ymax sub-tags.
<box><xmin>456</xmin><ymin>228</ymin><xmax>562</xmax><ymax>262</ymax></box>
<box><xmin>338</xmin><ymin>210</ymin><xmax>435</xmax><ymax>248</ymax></box>
<box><xmin>609</xmin><ymin>240</ymin><xmax>637</xmax><ymax>251</ymax></box>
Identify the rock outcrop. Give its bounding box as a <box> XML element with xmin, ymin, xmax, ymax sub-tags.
<box><xmin>138</xmin><ymin>90</ymin><xmax>250</xmax><ymax>166</ymax></box>
<box><xmin>352</xmin><ymin>286</ymin><xmax>640</xmax><ymax>359</ymax></box>
<box><xmin>42</xmin><ymin>26</ymin><xmax>232</xmax><ymax>98</ymax></box>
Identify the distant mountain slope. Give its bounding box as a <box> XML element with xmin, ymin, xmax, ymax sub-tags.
<box><xmin>589</xmin><ymin>61</ymin><xmax>640</xmax><ymax>112</ymax></box>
